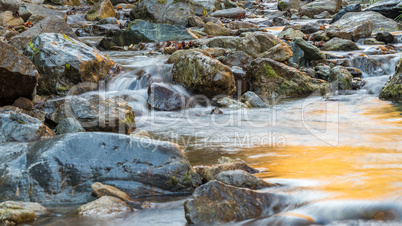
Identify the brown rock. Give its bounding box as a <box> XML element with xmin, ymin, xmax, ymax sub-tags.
<box><xmin>91</xmin><ymin>182</ymin><xmax>131</xmax><ymax>201</ymax></box>
<box><xmin>204</xmin><ymin>22</ymin><xmax>231</xmax><ymax>36</ymax></box>
<box><xmin>85</xmin><ymin>0</ymin><xmax>117</xmax><ymax>21</ymax></box>
<box><xmin>0</xmin><ymin>11</ymin><xmax>24</xmax><ymax>27</ymax></box>
<box><xmin>77</xmin><ymin>196</ymin><xmax>133</xmax><ymax>216</ymax></box>
<box><xmin>12</xmin><ymin>97</ymin><xmax>33</xmax><ymax>111</ymax></box>
<box><xmin>259</xmin><ymin>41</ymin><xmax>293</xmax><ymax>62</ymax></box>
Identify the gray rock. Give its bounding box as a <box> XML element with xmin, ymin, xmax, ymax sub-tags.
<box><xmin>211</xmin><ymin>8</ymin><xmax>246</xmax><ymax>18</ymax></box>
<box><xmin>100</xmin><ymin>20</ymin><xmax>195</xmax><ymax>49</ymax></box>
<box><xmin>130</xmin><ymin>0</ymin><xmax>205</xmax><ymax>26</ymax></box>
<box><xmin>0</xmin><ymin>111</ymin><xmax>54</xmax><ymax>143</ymax></box>
<box><xmin>288</xmin><ymin>41</ymin><xmax>305</xmax><ymax>66</ymax></box>
<box><xmin>322</xmin><ymin>37</ymin><xmax>360</xmax><ymax>51</ymax></box>
<box><xmin>0</xmin><ymin>132</ymin><xmax>201</xmax><ymax>203</ymax></box>
<box><xmin>364</xmin><ymin>0</ymin><xmax>402</xmax><ymax>19</ymax></box>
<box><xmin>241</xmin><ymin>91</ymin><xmax>268</xmax><ymax>108</ymax></box>
<box><xmin>24</xmin><ymin>3</ymin><xmax>66</xmax><ymax>20</ymax></box>
<box><xmin>55</xmin><ymin>117</ymin><xmax>85</xmax><ymax>134</ymax></box>
<box><xmin>375</xmin><ymin>32</ymin><xmax>395</xmax><ymax>43</ymax></box>
<box><xmin>216</xmin><ymin>97</ymin><xmax>249</xmax><ymax>110</ymax></box>
<box><xmin>314</xmin><ymin>10</ymin><xmax>331</xmax><ymax>19</ymax></box>
<box><xmin>380</xmin><ymin>58</ymin><xmax>402</xmax><ymax>101</ymax></box>
<box><xmin>294</xmin><ymin>37</ymin><xmax>325</xmax><ymax>60</ymax></box>
<box><xmin>75</xmin><ymin>24</ymin><xmax>120</xmax><ymax>37</ymax></box>
<box><xmin>329</xmin><ymin>66</ymin><xmax>353</xmax><ymax>90</ymax></box>
<box><xmin>25</xmin><ymin>33</ymin><xmax>115</xmax><ymax>95</ymax></box>
<box><xmin>192</xmin><ymin>0</ymin><xmax>216</xmax><ymax>13</ymax></box>
<box><xmin>277</xmin><ymin>0</ymin><xmax>300</xmax><ymax>11</ymax></box>
<box><xmin>214</xmin><ymin>170</ymin><xmax>271</xmax><ymax>189</ymax></box>
<box><xmin>314</xmin><ymin>65</ymin><xmax>331</xmax><ymax>80</ymax></box>
<box><xmin>350</xmin><ymin>56</ymin><xmax>385</xmax><ymax>76</ymax></box>
<box><xmin>98</xmin><ymin>17</ymin><xmax>120</xmax><ymax>25</ymax></box>
<box><xmin>0</xmin><ymin>41</ymin><xmax>38</xmax><ymax>106</ymax></box>
<box><xmin>188</xmin><ymin>16</ymin><xmax>205</xmax><ymax>28</ymax></box>
<box><xmin>331</xmin><ymin>3</ymin><xmax>361</xmax><ymax>23</ymax></box>
<box><xmin>272</xmin><ymin>17</ymin><xmax>290</xmax><ymax>26</ymax></box>
<box><xmin>10</xmin><ymin>16</ymin><xmax>78</xmax><ymax>51</ymax></box>
<box><xmin>147</xmin><ymin>83</ymin><xmax>192</xmax><ymax>111</ymax></box>
<box><xmin>278</xmin><ymin>28</ymin><xmax>306</xmax><ymax>40</ymax></box>
<box><xmin>0</xmin><ymin>0</ymin><xmax>21</xmax><ymax>11</ymax></box>
<box><xmin>300</xmin><ymin>0</ymin><xmax>337</xmax><ymax>18</ymax></box>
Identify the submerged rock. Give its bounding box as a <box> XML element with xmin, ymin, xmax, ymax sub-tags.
<box><xmin>0</xmin><ymin>41</ymin><xmax>38</xmax><ymax>106</ymax></box>
<box><xmin>322</xmin><ymin>37</ymin><xmax>360</xmax><ymax>51</ymax></box>
<box><xmin>247</xmin><ymin>58</ymin><xmax>328</xmax><ymax>98</ymax></box>
<box><xmin>77</xmin><ymin>196</ymin><xmax>132</xmax><ymax>216</ymax></box>
<box><xmin>380</xmin><ymin>58</ymin><xmax>402</xmax><ymax>102</ymax></box>
<box><xmin>91</xmin><ymin>182</ymin><xmax>131</xmax><ymax>201</ymax></box>
<box><xmin>25</xmin><ymin>33</ymin><xmax>115</xmax><ymax>95</ymax></box>
<box><xmin>184</xmin><ymin>180</ymin><xmax>292</xmax><ymax>224</ymax></box>
<box><xmin>130</xmin><ymin>0</ymin><xmax>205</xmax><ymax>26</ymax></box>
<box><xmin>0</xmin><ymin>132</ymin><xmax>201</xmax><ymax>203</ymax></box>
<box><xmin>0</xmin><ymin>111</ymin><xmax>55</xmax><ymax>143</ymax></box>
<box><xmin>85</xmin><ymin>0</ymin><xmax>116</xmax><ymax>21</ymax></box>
<box><xmin>9</xmin><ymin>16</ymin><xmax>78</xmax><ymax>51</ymax></box>
<box><xmin>168</xmin><ymin>50</ymin><xmax>236</xmax><ymax>98</ymax></box>
<box><xmin>100</xmin><ymin>20</ymin><xmax>195</xmax><ymax>49</ymax></box>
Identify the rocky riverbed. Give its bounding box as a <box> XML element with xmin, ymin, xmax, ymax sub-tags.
<box><xmin>0</xmin><ymin>0</ymin><xmax>402</xmax><ymax>225</ymax></box>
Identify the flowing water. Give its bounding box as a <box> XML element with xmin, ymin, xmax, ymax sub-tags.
<box><xmin>36</xmin><ymin>16</ymin><xmax>402</xmax><ymax>225</ymax></box>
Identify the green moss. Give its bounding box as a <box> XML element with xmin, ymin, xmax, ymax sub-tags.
<box><xmin>62</xmin><ymin>33</ymin><xmax>76</xmax><ymax>44</ymax></box>
<box><xmin>65</xmin><ymin>63</ymin><xmax>71</xmax><ymax>70</ymax></box>
<box><xmin>257</xmin><ymin>63</ymin><xmax>279</xmax><ymax>80</ymax></box>
<box><xmin>203</xmin><ymin>8</ymin><xmax>209</xmax><ymax>17</ymax></box>
<box><xmin>28</xmin><ymin>42</ymin><xmax>39</xmax><ymax>54</ymax></box>
<box><xmin>158</xmin><ymin>0</ymin><xmax>167</xmax><ymax>4</ymax></box>
<box><xmin>56</xmin><ymin>84</ymin><xmax>70</xmax><ymax>92</ymax></box>
<box><xmin>277</xmin><ymin>1</ymin><xmax>287</xmax><ymax>10</ymax></box>
<box><xmin>380</xmin><ymin>83</ymin><xmax>402</xmax><ymax>101</ymax></box>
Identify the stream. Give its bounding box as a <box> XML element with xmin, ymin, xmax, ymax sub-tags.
<box><xmin>31</xmin><ymin>11</ymin><xmax>402</xmax><ymax>226</ymax></box>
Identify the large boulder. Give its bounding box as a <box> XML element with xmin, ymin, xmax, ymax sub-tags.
<box><xmin>184</xmin><ymin>180</ymin><xmax>293</xmax><ymax>224</ymax></box>
<box><xmin>294</xmin><ymin>37</ymin><xmax>325</xmax><ymax>60</ymax></box>
<box><xmin>364</xmin><ymin>0</ymin><xmax>402</xmax><ymax>19</ymax></box>
<box><xmin>380</xmin><ymin>58</ymin><xmax>402</xmax><ymax>102</ymax></box>
<box><xmin>100</xmin><ymin>20</ymin><xmax>195</xmax><ymax>49</ymax></box>
<box><xmin>49</xmin><ymin>95</ymin><xmax>136</xmax><ymax>134</ymax></box>
<box><xmin>0</xmin><ymin>0</ymin><xmax>21</xmax><ymax>11</ymax></box>
<box><xmin>331</xmin><ymin>11</ymin><xmax>401</xmax><ymax>34</ymax></box>
<box><xmin>247</xmin><ymin>58</ymin><xmax>328</xmax><ymax>98</ymax></box>
<box><xmin>322</xmin><ymin>37</ymin><xmax>360</xmax><ymax>51</ymax></box>
<box><xmin>77</xmin><ymin>196</ymin><xmax>132</xmax><ymax>216</ymax></box>
<box><xmin>85</xmin><ymin>0</ymin><xmax>116</xmax><ymax>21</ymax></box>
<box><xmin>0</xmin><ymin>201</ymin><xmax>39</xmax><ymax>225</ymax></box>
<box><xmin>0</xmin><ymin>132</ymin><xmax>202</xmax><ymax>203</ymax></box>
<box><xmin>327</xmin><ymin>20</ymin><xmax>374</xmax><ymax>41</ymax></box>
<box><xmin>168</xmin><ymin>50</ymin><xmax>236</xmax><ymax>98</ymax></box>
<box><xmin>0</xmin><ymin>41</ymin><xmax>38</xmax><ymax>106</ymax></box>
<box><xmin>147</xmin><ymin>83</ymin><xmax>192</xmax><ymax>111</ymax></box>
<box><xmin>130</xmin><ymin>0</ymin><xmax>205</xmax><ymax>26</ymax></box>
<box><xmin>0</xmin><ymin>11</ymin><xmax>24</xmax><ymax>27</ymax></box>
<box><xmin>300</xmin><ymin>0</ymin><xmax>337</xmax><ymax>18</ymax></box>
<box><xmin>10</xmin><ymin>16</ymin><xmax>78</xmax><ymax>51</ymax></box>
<box><xmin>331</xmin><ymin>3</ymin><xmax>361</xmax><ymax>23</ymax></box>
<box><xmin>329</xmin><ymin>66</ymin><xmax>353</xmax><ymax>90</ymax></box>
<box><xmin>25</xmin><ymin>33</ymin><xmax>115</xmax><ymax>95</ymax></box>
<box><xmin>24</xmin><ymin>3</ymin><xmax>66</xmax><ymax>21</ymax></box>
<box><xmin>0</xmin><ymin>111</ymin><xmax>54</xmax><ymax>143</ymax></box>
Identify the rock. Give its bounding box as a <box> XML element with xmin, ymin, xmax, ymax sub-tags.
<box><xmin>364</xmin><ymin>45</ymin><xmax>397</xmax><ymax>55</ymax></box>
<box><xmin>0</xmin><ymin>201</ymin><xmax>47</xmax><ymax>215</ymax></box>
<box><xmin>314</xmin><ymin>10</ymin><xmax>331</xmax><ymax>19</ymax></box>
<box><xmin>0</xmin><ymin>41</ymin><xmax>38</xmax><ymax>106</ymax></box>
<box><xmin>168</xmin><ymin>50</ymin><xmax>236</xmax><ymax>98</ymax></box>
<box><xmin>300</xmin><ymin>0</ymin><xmax>337</xmax><ymax>18</ymax></box>
<box><xmin>375</xmin><ymin>32</ymin><xmax>395</xmax><ymax>43</ymax></box>
<box><xmin>231</xmin><ymin>66</ymin><xmax>248</xmax><ymax>93</ymax></box>
<box><xmin>0</xmin><ymin>0</ymin><xmax>21</xmax><ymax>11</ymax></box>
<box><xmin>331</xmin><ymin>3</ymin><xmax>361</xmax><ymax>23</ymax></box>
<box><xmin>210</xmin><ymin>8</ymin><xmax>246</xmax><ymax>18</ymax></box>
<box><xmin>204</xmin><ymin>22</ymin><xmax>231</xmax><ymax>36</ymax></box>
<box><xmin>77</xmin><ymin>196</ymin><xmax>132</xmax><ymax>216</ymax></box>
<box><xmin>194</xmin><ymin>157</ymin><xmax>258</xmax><ymax>183</ymax></box>
<box><xmin>331</xmin><ymin>11</ymin><xmax>401</xmax><ymax>34</ymax></box>
<box><xmin>283</xmin><ymin>23</ymin><xmax>323</xmax><ymax>34</ymax></box>
<box><xmin>203</xmin><ymin>17</ymin><xmax>223</xmax><ymax>26</ymax></box>
<box><xmin>12</xmin><ymin>97</ymin><xmax>33</xmax><ymax>111</ymax></box>
<box><xmin>247</xmin><ymin>58</ymin><xmax>328</xmax><ymax>98</ymax></box>
<box><xmin>192</xmin><ymin>0</ymin><xmax>216</xmax><ymax>13</ymax></box>
<box><xmin>100</xmin><ymin>20</ymin><xmax>195</xmax><ymax>49</ymax></box>
<box><xmin>215</xmin><ymin>170</ymin><xmax>271</xmax><ymax>189</ymax></box>
<box><xmin>49</xmin><ymin>95</ymin><xmax>135</xmax><ymax>133</ymax></box>
<box><xmin>272</xmin><ymin>17</ymin><xmax>290</xmax><ymax>26</ymax></box>
<box><xmin>322</xmin><ymin>37</ymin><xmax>360</xmax><ymax>51</ymax></box>
<box><xmin>219</xmin><ymin>51</ymin><xmax>252</xmax><ymax>69</ymax></box>
<box><xmin>91</xmin><ymin>182</ymin><xmax>131</xmax><ymax>201</ymax></box>
<box><xmin>350</xmin><ymin>56</ymin><xmax>385</xmax><ymax>76</ymax></box>
<box><xmin>188</xmin><ymin>16</ymin><xmax>205</xmax><ymax>28</ymax></box>
<box><xmin>147</xmin><ymin>83</ymin><xmax>192</xmax><ymax>111</ymax></box>
<box><xmin>278</xmin><ymin>28</ymin><xmax>304</xmax><ymax>40</ymax></box>
<box><xmin>327</xmin><ymin>19</ymin><xmax>373</xmax><ymax>41</ymax></box>
<box><xmin>314</xmin><ymin>65</ymin><xmax>331</xmax><ymax>80</ymax></box>
<box><xmin>364</xmin><ymin>0</ymin><xmax>402</xmax><ymax>19</ymax></box>
<box><xmin>288</xmin><ymin>41</ymin><xmax>304</xmax><ymax>66</ymax></box>
<box><xmin>329</xmin><ymin>66</ymin><xmax>353</xmax><ymax>90</ymax></box>
<box><xmin>184</xmin><ymin>180</ymin><xmax>292</xmax><ymax>224</ymax></box>
<box><xmin>277</xmin><ymin>0</ymin><xmax>300</xmax><ymax>11</ymax></box>
<box><xmin>259</xmin><ymin>41</ymin><xmax>293</xmax><ymax>62</ymax></box>
<box><xmin>98</xmin><ymin>17</ymin><xmax>120</xmax><ymax>25</ymax></box>
<box><xmin>310</xmin><ymin>30</ymin><xmax>330</xmax><ymax>42</ymax></box>
<box><xmin>0</xmin><ymin>11</ymin><xmax>24</xmax><ymax>27</ymax></box>
<box><xmin>294</xmin><ymin>37</ymin><xmax>325</xmax><ymax>60</ymax></box>
<box><xmin>0</xmin><ymin>132</ymin><xmax>201</xmax><ymax>203</ymax></box>
<box><xmin>241</xmin><ymin>91</ymin><xmax>268</xmax><ymax>108</ymax></box>
<box><xmin>201</xmin><ymin>36</ymin><xmax>242</xmax><ymax>49</ymax></box>
<box><xmin>130</xmin><ymin>130</ymin><xmax>151</xmax><ymax>139</ymax></box>
<box><xmin>19</xmin><ymin>4</ymin><xmax>33</xmax><ymax>22</ymax></box>
<box><xmin>75</xmin><ymin>24</ymin><xmax>120</xmax><ymax>37</ymax></box>
<box><xmin>24</xmin><ymin>3</ymin><xmax>66</xmax><ymax>21</ymax></box>
<box><xmin>380</xmin><ymin>58</ymin><xmax>402</xmax><ymax>102</ymax></box>
<box><xmin>226</xmin><ymin>21</ymin><xmax>258</xmax><ymax>30</ymax></box>
<box><xmin>10</xmin><ymin>16</ymin><xmax>78</xmax><ymax>51</ymax></box>
<box><xmin>0</xmin><ymin>111</ymin><xmax>54</xmax><ymax>143</ymax></box>
<box><xmin>130</xmin><ymin>0</ymin><xmax>205</xmax><ymax>26</ymax></box>
<box><xmin>216</xmin><ymin>97</ymin><xmax>249</xmax><ymax>110</ymax></box>
<box><xmin>55</xmin><ymin>117</ymin><xmax>85</xmax><ymax>134</ymax></box>
<box><xmin>240</xmin><ymin>32</ymin><xmax>283</xmax><ymax>58</ymax></box>
<box><xmin>25</xmin><ymin>33</ymin><xmax>115</xmax><ymax>95</ymax></box>
<box><xmin>85</xmin><ymin>0</ymin><xmax>116</xmax><ymax>21</ymax></box>
<box><xmin>346</xmin><ymin>67</ymin><xmax>363</xmax><ymax>78</ymax></box>
<box><xmin>0</xmin><ymin>202</ymin><xmax>37</xmax><ymax>224</ymax></box>
<box><xmin>210</xmin><ymin>106</ymin><xmax>223</xmax><ymax>114</ymax></box>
